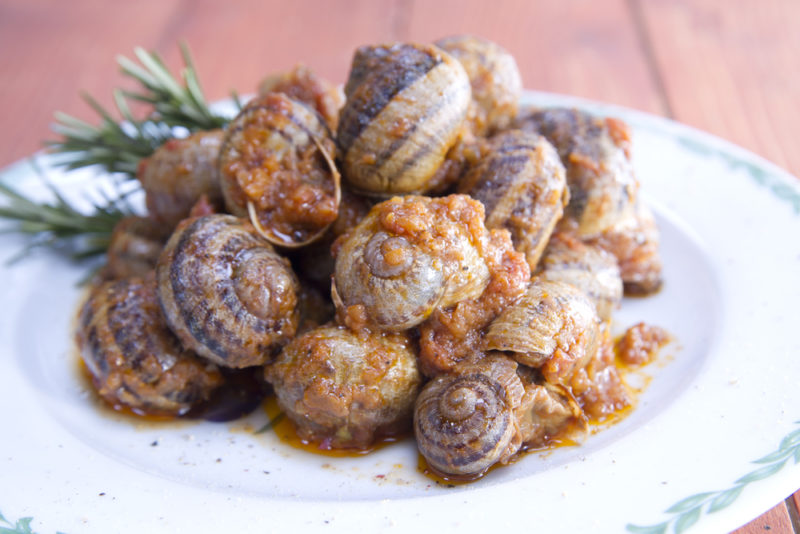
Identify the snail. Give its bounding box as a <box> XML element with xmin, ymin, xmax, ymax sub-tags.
<box><xmin>485</xmin><ymin>278</ymin><xmax>601</xmax><ymax>385</ymax></box>
<box><xmin>264</xmin><ymin>325</ymin><xmax>421</xmax><ymax>449</ymax></box>
<box><xmin>585</xmin><ymin>200</ymin><xmax>663</xmax><ymax>295</ymax></box>
<box><xmin>104</xmin><ymin>216</ymin><xmax>170</xmax><ymax>280</ymax></box>
<box><xmin>414</xmin><ymin>354</ymin><xmax>524</xmax><ymax>479</ymax></box>
<box><xmin>137</xmin><ymin>129</ymin><xmax>225</xmax><ymax>228</ymax></box>
<box><xmin>258</xmin><ymin>64</ymin><xmax>344</xmax><ymax>131</ymax></box>
<box><xmin>333</xmin><ymin>194</ymin><xmax>492</xmax><ymax>331</ymax></box>
<box><xmin>537</xmin><ymin>232</ymin><xmax>623</xmax><ymax>320</ymax></box>
<box><xmin>457</xmin><ymin>129</ymin><xmax>569</xmax><ymax>271</ymax></box>
<box><xmin>417</xmin><ymin>227</ymin><xmax>531</xmax><ymax>377</ymax></box>
<box><xmin>435</xmin><ymin>35</ymin><xmax>522</xmax><ymax>136</ymax></box>
<box><xmin>337</xmin><ymin>42</ymin><xmax>471</xmax><ymax>196</ymax></box>
<box><xmin>218</xmin><ymin>92</ymin><xmax>341</xmax><ymax>248</ymax></box>
<box><xmin>156</xmin><ymin>214</ymin><xmax>300</xmax><ymax>368</ymax></box>
<box><xmin>514</xmin><ymin>107</ymin><xmax>639</xmax><ymax>238</ymax></box>
<box><xmin>76</xmin><ymin>276</ymin><xmax>224</xmax><ymax>416</ymax></box>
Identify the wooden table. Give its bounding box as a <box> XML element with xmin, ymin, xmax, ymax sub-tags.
<box><xmin>0</xmin><ymin>1</ymin><xmax>798</xmax><ymax>531</ymax></box>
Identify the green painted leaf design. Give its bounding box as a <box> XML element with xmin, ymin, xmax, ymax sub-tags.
<box><xmin>735</xmin><ymin>460</ymin><xmax>787</xmax><ymax>484</ymax></box>
<box><xmin>625</xmin><ymin>523</ymin><xmax>668</xmax><ymax>534</ymax></box>
<box><xmin>753</xmin><ymin>448</ymin><xmax>795</xmax><ymax>465</ymax></box>
<box><xmin>673</xmin><ymin>507</ymin><xmax>702</xmax><ymax>534</ymax></box>
<box><xmin>665</xmin><ymin>492</ymin><xmax>714</xmax><ymax>513</ymax></box>
<box><xmin>780</xmin><ymin>428</ymin><xmax>800</xmax><ymax>450</ymax></box>
<box><xmin>794</xmin><ymin>445</ymin><xmax>800</xmax><ymax>465</ymax></box>
<box><xmin>0</xmin><ymin>512</ymin><xmax>7</xmax><ymax>525</ymax></box>
<box><xmin>707</xmin><ymin>485</ymin><xmax>745</xmax><ymax>513</ymax></box>
<box><xmin>14</xmin><ymin>519</ymin><xmax>32</xmax><ymax>534</ymax></box>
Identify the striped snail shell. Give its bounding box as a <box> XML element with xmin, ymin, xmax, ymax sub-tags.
<box><xmin>414</xmin><ymin>354</ymin><xmax>524</xmax><ymax>479</ymax></box>
<box><xmin>485</xmin><ymin>278</ymin><xmax>600</xmax><ymax>384</ymax></box>
<box><xmin>537</xmin><ymin>232</ymin><xmax>623</xmax><ymax>320</ymax></box>
<box><xmin>333</xmin><ymin>195</ymin><xmax>491</xmax><ymax>331</ymax></box>
<box><xmin>105</xmin><ymin>216</ymin><xmax>170</xmax><ymax>280</ymax></box>
<box><xmin>458</xmin><ymin>130</ymin><xmax>569</xmax><ymax>271</ymax></box>
<box><xmin>514</xmin><ymin>107</ymin><xmax>639</xmax><ymax>237</ymax></box>
<box><xmin>218</xmin><ymin>92</ymin><xmax>341</xmax><ymax>248</ymax></box>
<box><xmin>337</xmin><ymin>42</ymin><xmax>471</xmax><ymax>196</ymax></box>
<box><xmin>156</xmin><ymin>214</ymin><xmax>300</xmax><ymax>368</ymax></box>
<box><xmin>435</xmin><ymin>35</ymin><xmax>522</xmax><ymax>136</ymax></box>
<box><xmin>77</xmin><ymin>276</ymin><xmax>223</xmax><ymax>416</ymax></box>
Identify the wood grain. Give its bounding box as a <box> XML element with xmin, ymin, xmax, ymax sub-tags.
<box><xmin>732</xmin><ymin>501</ymin><xmax>794</xmax><ymax>534</ymax></box>
<box><xmin>404</xmin><ymin>0</ymin><xmax>666</xmax><ymax>115</ymax></box>
<box><xmin>638</xmin><ymin>0</ymin><xmax>800</xmax><ymax>176</ymax></box>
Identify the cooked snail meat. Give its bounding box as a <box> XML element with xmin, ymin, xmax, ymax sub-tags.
<box><xmin>219</xmin><ymin>92</ymin><xmax>341</xmax><ymax>247</ymax></box>
<box><xmin>156</xmin><ymin>214</ymin><xmax>300</xmax><ymax>368</ymax></box>
<box><xmin>435</xmin><ymin>35</ymin><xmax>522</xmax><ymax>136</ymax></box>
<box><xmin>458</xmin><ymin>130</ymin><xmax>568</xmax><ymax>270</ymax></box>
<box><xmin>537</xmin><ymin>232</ymin><xmax>623</xmax><ymax>320</ymax></box>
<box><xmin>258</xmin><ymin>64</ymin><xmax>344</xmax><ymax>131</ymax></box>
<box><xmin>414</xmin><ymin>354</ymin><xmax>524</xmax><ymax>479</ymax></box>
<box><xmin>264</xmin><ymin>326</ymin><xmax>421</xmax><ymax>449</ymax></box>
<box><xmin>137</xmin><ymin>129</ymin><xmax>225</xmax><ymax>228</ymax></box>
<box><xmin>77</xmin><ymin>276</ymin><xmax>223</xmax><ymax>416</ymax></box>
<box><xmin>337</xmin><ymin>42</ymin><xmax>471</xmax><ymax>195</ymax></box>
<box><xmin>486</xmin><ymin>278</ymin><xmax>601</xmax><ymax>385</ymax></box>
<box><xmin>514</xmin><ymin>108</ymin><xmax>638</xmax><ymax>237</ymax></box>
<box><xmin>333</xmin><ymin>194</ymin><xmax>492</xmax><ymax>331</ymax></box>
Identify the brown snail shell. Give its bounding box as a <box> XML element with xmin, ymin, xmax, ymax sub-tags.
<box><xmin>76</xmin><ymin>276</ymin><xmax>223</xmax><ymax>416</ymax></box>
<box><xmin>137</xmin><ymin>129</ymin><xmax>225</xmax><ymax>228</ymax></box>
<box><xmin>414</xmin><ymin>354</ymin><xmax>524</xmax><ymax>479</ymax></box>
<box><xmin>337</xmin><ymin>42</ymin><xmax>471</xmax><ymax>196</ymax></box>
<box><xmin>485</xmin><ymin>278</ymin><xmax>600</xmax><ymax>385</ymax></box>
<box><xmin>218</xmin><ymin>92</ymin><xmax>341</xmax><ymax>248</ymax></box>
<box><xmin>258</xmin><ymin>64</ymin><xmax>344</xmax><ymax>132</ymax></box>
<box><xmin>514</xmin><ymin>108</ymin><xmax>638</xmax><ymax>238</ymax></box>
<box><xmin>156</xmin><ymin>214</ymin><xmax>300</xmax><ymax>368</ymax></box>
<box><xmin>104</xmin><ymin>216</ymin><xmax>170</xmax><ymax>280</ymax></box>
<box><xmin>585</xmin><ymin>200</ymin><xmax>663</xmax><ymax>295</ymax></box>
<box><xmin>435</xmin><ymin>35</ymin><xmax>522</xmax><ymax>136</ymax></box>
<box><xmin>264</xmin><ymin>325</ymin><xmax>421</xmax><ymax>449</ymax></box>
<box><xmin>458</xmin><ymin>130</ymin><xmax>569</xmax><ymax>271</ymax></box>
<box><xmin>333</xmin><ymin>195</ymin><xmax>491</xmax><ymax>331</ymax></box>
<box><xmin>538</xmin><ymin>232</ymin><xmax>623</xmax><ymax>320</ymax></box>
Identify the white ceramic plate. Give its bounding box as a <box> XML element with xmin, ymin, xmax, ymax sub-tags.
<box><xmin>1</xmin><ymin>92</ymin><xmax>799</xmax><ymax>534</ymax></box>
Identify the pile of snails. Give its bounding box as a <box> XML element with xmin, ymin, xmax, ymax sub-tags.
<box><xmin>77</xmin><ymin>35</ymin><xmax>667</xmax><ymax>481</ymax></box>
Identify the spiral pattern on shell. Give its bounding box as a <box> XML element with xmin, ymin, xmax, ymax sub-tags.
<box><xmin>77</xmin><ymin>276</ymin><xmax>223</xmax><ymax>416</ymax></box>
<box><xmin>156</xmin><ymin>214</ymin><xmax>300</xmax><ymax>368</ymax></box>
<box><xmin>414</xmin><ymin>357</ymin><xmax>523</xmax><ymax>479</ymax></box>
<box><xmin>337</xmin><ymin>42</ymin><xmax>471</xmax><ymax>196</ymax></box>
<box><xmin>333</xmin><ymin>195</ymin><xmax>491</xmax><ymax>331</ymax></box>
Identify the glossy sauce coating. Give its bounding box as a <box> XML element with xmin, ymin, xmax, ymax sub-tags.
<box><xmin>76</xmin><ymin>276</ymin><xmax>223</xmax><ymax>416</ymax></box>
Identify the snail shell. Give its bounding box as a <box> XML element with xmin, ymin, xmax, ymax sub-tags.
<box><xmin>265</xmin><ymin>325</ymin><xmax>421</xmax><ymax>449</ymax></box>
<box><xmin>586</xmin><ymin>200</ymin><xmax>663</xmax><ymax>295</ymax></box>
<box><xmin>435</xmin><ymin>35</ymin><xmax>522</xmax><ymax>136</ymax></box>
<box><xmin>538</xmin><ymin>232</ymin><xmax>623</xmax><ymax>320</ymax></box>
<box><xmin>414</xmin><ymin>354</ymin><xmax>524</xmax><ymax>479</ymax></box>
<box><xmin>156</xmin><ymin>214</ymin><xmax>300</xmax><ymax>368</ymax></box>
<box><xmin>218</xmin><ymin>92</ymin><xmax>341</xmax><ymax>247</ymax></box>
<box><xmin>333</xmin><ymin>195</ymin><xmax>491</xmax><ymax>331</ymax></box>
<box><xmin>337</xmin><ymin>42</ymin><xmax>471</xmax><ymax>196</ymax></box>
<box><xmin>514</xmin><ymin>108</ymin><xmax>638</xmax><ymax>237</ymax></box>
<box><xmin>458</xmin><ymin>130</ymin><xmax>569</xmax><ymax>271</ymax></box>
<box><xmin>76</xmin><ymin>276</ymin><xmax>223</xmax><ymax>416</ymax></box>
<box><xmin>105</xmin><ymin>216</ymin><xmax>169</xmax><ymax>280</ymax></box>
<box><xmin>485</xmin><ymin>278</ymin><xmax>600</xmax><ymax>384</ymax></box>
<box><xmin>258</xmin><ymin>64</ymin><xmax>344</xmax><ymax>132</ymax></box>
<box><xmin>137</xmin><ymin>129</ymin><xmax>225</xmax><ymax>228</ymax></box>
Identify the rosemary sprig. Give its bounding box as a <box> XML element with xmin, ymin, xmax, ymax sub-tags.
<box><xmin>0</xmin><ymin>171</ymin><xmax>130</xmax><ymax>263</ymax></box>
<box><xmin>46</xmin><ymin>43</ymin><xmax>229</xmax><ymax>179</ymax></box>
